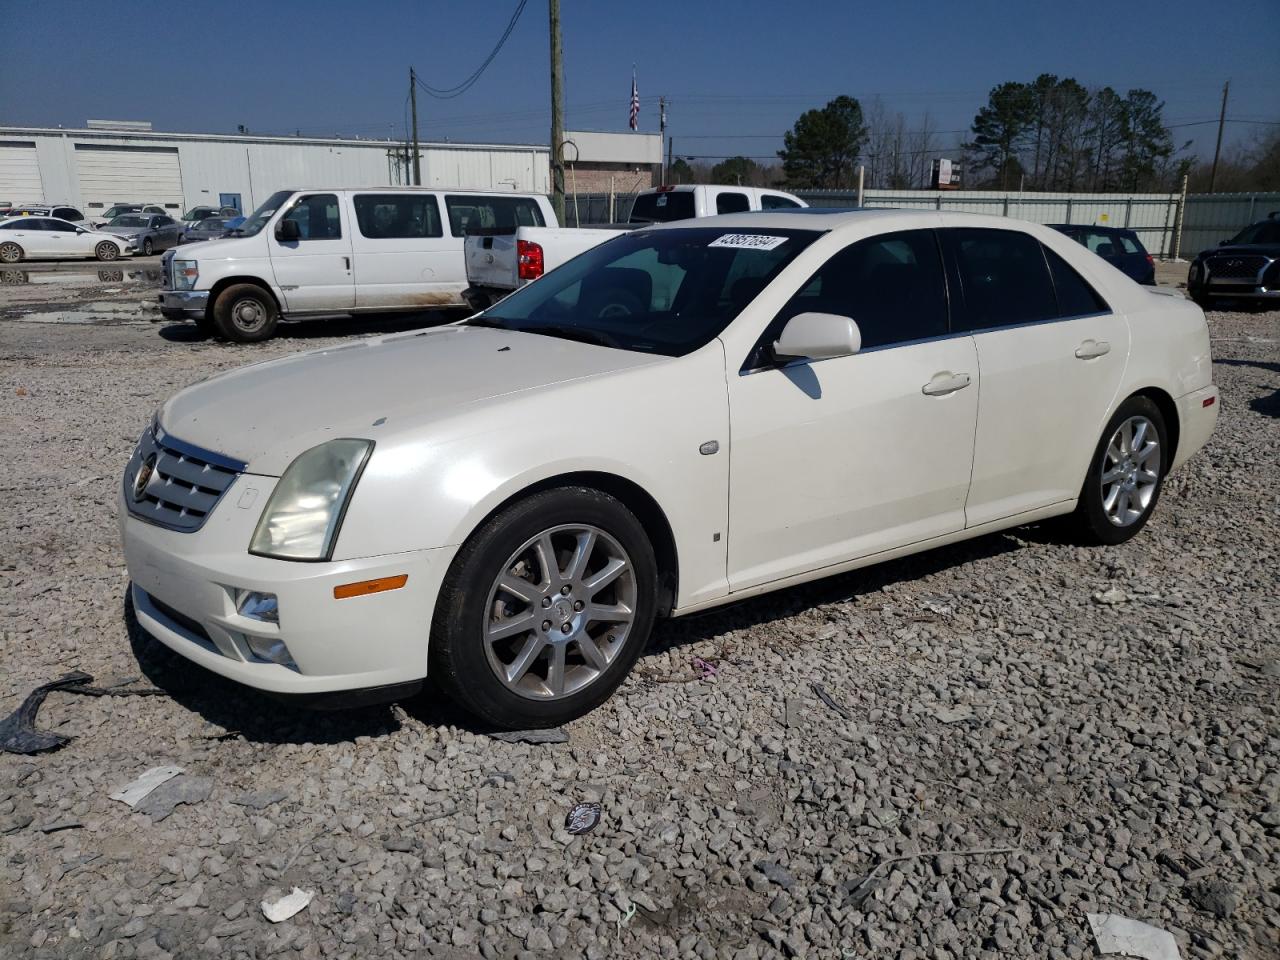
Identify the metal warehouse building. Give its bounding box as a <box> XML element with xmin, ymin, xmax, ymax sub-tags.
<box><xmin>0</xmin><ymin>122</ymin><xmax>662</xmax><ymax>216</ymax></box>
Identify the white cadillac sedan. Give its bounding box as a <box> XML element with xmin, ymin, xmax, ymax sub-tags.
<box><xmin>120</xmin><ymin>210</ymin><xmax>1218</xmax><ymax>728</ymax></box>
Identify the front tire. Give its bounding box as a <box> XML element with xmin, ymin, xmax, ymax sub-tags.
<box><xmin>1068</xmin><ymin>396</ymin><xmax>1168</xmax><ymax>545</ymax></box>
<box><xmin>0</xmin><ymin>241</ymin><xmax>22</xmax><ymax>264</ymax></box>
<box><xmin>142</xmin><ymin>238</ymin><xmax>154</xmax><ymax>256</ymax></box>
<box><xmin>94</xmin><ymin>241</ymin><xmax>120</xmax><ymax>262</ymax></box>
<box><xmin>430</xmin><ymin>487</ymin><xmax>658</xmax><ymax>729</ymax></box>
<box><xmin>212</xmin><ymin>284</ymin><xmax>278</xmax><ymax>342</ymax></box>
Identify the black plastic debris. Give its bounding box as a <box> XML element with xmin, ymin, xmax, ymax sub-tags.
<box><xmin>810</xmin><ymin>682</ymin><xmax>852</xmax><ymax>720</ymax></box>
<box><xmin>0</xmin><ymin>672</ymin><xmax>93</xmax><ymax>754</ymax></box>
<box><xmin>564</xmin><ymin>801</ymin><xmax>602</xmax><ymax>835</ymax></box>
<box><xmin>489</xmin><ymin>728</ymin><xmax>569</xmax><ymax>745</ymax></box>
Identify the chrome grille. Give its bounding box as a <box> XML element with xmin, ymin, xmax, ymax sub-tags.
<box><xmin>123</xmin><ymin>426</ymin><xmax>244</xmax><ymax>532</ymax></box>
<box><xmin>1206</xmin><ymin>255</ymin><xmax>1268</xmax><ymax>281</ymax></box>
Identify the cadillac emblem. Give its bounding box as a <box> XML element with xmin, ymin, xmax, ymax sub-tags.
<box><xmin>133</xmin><ymin>454</ymin><xmax>156</xmax><ymax>501</ymax></box>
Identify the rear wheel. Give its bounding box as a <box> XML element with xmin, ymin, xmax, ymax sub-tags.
<box><xmin>94</xmin><ymin>241</ymin><xmax>120</xmax><ymax>262</ymax></box>
<box><xmin>1067</xmin><ymin>396</ymin><xmax>1168</xmax><ymax>545</ymax></box>
<box><xmin>212</xmin><ymin>284</ymin><xmax>278</xmax><ymax>342</ymax></box>
<box><xmin>430</xmin><ymin>487</ymin><xmax>658</xmax><ymax>729</ymax></box>
<box><xmin>0</xmin><ymin>242</ymin><xmax>22</xmax><ymax>264</ymax></box>
<box><xmin>142</xmin><ymin>238</ymin><xmax>154</xmax><ymax>256</ymax></box>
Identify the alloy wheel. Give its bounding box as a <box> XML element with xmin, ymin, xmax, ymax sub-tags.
<box><xmin>1100</xmin><ymin>415</ymin><xmax>1160</xmax><ymax>526</ymax></box>
<box><xmin>0</xmin><ymin>243</ymin><xmax>20</xmax><ymax>264</ymax></box>
<box><xmin>483</xmin><ymin>524</ymin><xmax>637</xmax><ymax>700</ymax></box>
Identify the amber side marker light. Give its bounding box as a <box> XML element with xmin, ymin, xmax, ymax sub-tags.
<box><xmin>333</xmin><ymin>574</ymin><xmax>408</xmax><ymax>600</ymax></box>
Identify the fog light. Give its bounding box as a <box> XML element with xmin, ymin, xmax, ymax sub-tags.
<box><xmin>238</xmin><ymin>591</ymin><xmax>279</xmax><ymax>623</ymax></box>
<box><xmin>245</xmin><ymin>634</ymin><xmax>295</xmax><ymax>666</ymax></box>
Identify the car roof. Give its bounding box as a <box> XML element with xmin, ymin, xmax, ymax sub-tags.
<box><xmin>269</xmin><ymin>186</ymin><xmax>548</xmax><ymax>197</ymax></box>
<box><xmin>1046</xmin><ymin>223</ymin><xmax>1133</xmax><ymax>234</ymax></box>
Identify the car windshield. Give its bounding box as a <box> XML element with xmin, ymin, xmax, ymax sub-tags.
<box><xmin>197</xmin><ymin>219</ymin><xmax>225</xmax><ymax>231</ymax></box>
<box><xmin>182</xmin><ymin>208</ymin><xmax>211</xmax><ymax>220</ymax></box>
<box><xmin>235</xmin><ymin>190</ymin><xmax>294</xmax><ymax>237</ymax></box>
<box><xmin>467</xmin><ymin>227</ymin><xmax>820</xmax><ymax>357</ymax></box>
<box><xmin>111</xmin><ymin>215</ymin><xmax>149</xmax><ymax>227</ymax></box>
<box><xmin>1229</xmin><ymin>220</ymin><xmax>1280</xmax><ymax>245</ymax></box>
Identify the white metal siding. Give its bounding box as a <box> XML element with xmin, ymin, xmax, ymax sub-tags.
<box><xmin>0</xmin><ymin>142</ymin><xmax>44</xmax><ymax>202</ymax></box>
<box><xmin>74</xmin><ymin>145</ymin><xmax>184</xmax><ymax>211</ymax></box>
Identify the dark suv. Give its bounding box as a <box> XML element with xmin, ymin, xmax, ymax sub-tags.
<box><xmin>1187</xmin><ymin>212</ymin><xmax>1280</xmax><ymax>308</ymax></box>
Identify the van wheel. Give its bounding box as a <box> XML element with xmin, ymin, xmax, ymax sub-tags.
<box><xmin>1067</xmin><ymin>396</ymin><xmax>1168</xmax><ymax>545</ymax></box>
<box><xmin>0</xmin><ymin>242</ymin><xmax>22</xmax><ymax>264</ymax></box>
<box><xmin>429</xmin><ymin>487</ymin><xmax>658</xmax><ymax>729</ymax></box>
<box><xmin>213</xmin><ymin>284</ymin><xmax>278</xmax><ymax>342</ymax></box>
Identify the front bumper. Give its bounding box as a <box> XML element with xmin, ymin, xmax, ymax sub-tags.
<box><xmin>159</xmin><ymin>289</ymin><xmax>210</xmax><ymax>320</ymax></box>
<box><xmin>120</xmin><ymin>477</ymin><xmax>454</xmax><ymax>698</ymax></box>
<box><xmin>1170</xmin><ymin>384</ymin><xmax>1219</xmax><ymax>474</ymax></box>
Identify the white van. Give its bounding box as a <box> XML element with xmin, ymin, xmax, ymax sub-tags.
<box><xmin>158</xmin><ymin>187</ymin><xmax>555</xmax><ymax>341</ymax></box>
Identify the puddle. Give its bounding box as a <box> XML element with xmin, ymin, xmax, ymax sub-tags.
<box><xmin>0</xmin><ymin>268</ymin><xmax>163</xmax><ymax>287</ymax></box>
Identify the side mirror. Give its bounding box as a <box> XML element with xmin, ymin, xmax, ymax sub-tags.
<box><xmin>772</xmin><ymin>312</ymin><xmax>861</xmax><ymax>363</ymax></box>
<box><xmin>276</xmin><ymin>219</ymin><xmax>301</xmax><ymax>242</ymax></box>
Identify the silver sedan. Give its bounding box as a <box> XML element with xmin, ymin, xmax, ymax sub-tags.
<box><xmin>103</xmin><ymin>214</ymin><xmax>182</xmax><ymax>256</ymax></box>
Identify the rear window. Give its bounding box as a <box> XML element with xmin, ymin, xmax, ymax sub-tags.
<box><xmin>630</xmin><ymin>191</ymin><xmax>696</xmax><ymax>223</ymax></box>
<box><xmin>1118</xmin><ymin>232</ymin><xmax>1143</xmax><ymax>255</ymax></box>
<box><xmin>716</xmin><ymin>192</ymin><xmax>750</xmax><ymax>214</ymax></box>
<box><xmin>761</xmin><ymin>194</ymin><xmax>801</xmax><ymax>210</ymax></box>
<box><xmin>1229</xmin><ymin>220</ymin><xmax>1280</xmax><ymax>245</ymax></box>
<box><xmin>445</xmin><ymin>195</ymin><xmax>545</xmax><ymax>235</ymax></box>
<box><xmin>1043</xmin><ymin>245</ymin><xmax>1110</xmax><ymax>317</ymax></box>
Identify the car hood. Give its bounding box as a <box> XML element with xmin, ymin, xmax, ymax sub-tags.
<box><xmin>1199</xmin><ymin>243</ymin><xmax>1280</xmax><ymax>258</ymax></box>
<box><xmin>158</xmin><ymin>325</ymin><xmax>662</xmax><ymax>475</ymax></box>
<box><xmin>105</xmin><ymin>226</ymin><xmax>149</xmax><ymax>237</ymax></box>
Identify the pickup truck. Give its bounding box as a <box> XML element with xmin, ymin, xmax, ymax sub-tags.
<box><xmin>463</xmin><ymin>184</ymin><xmax>806</xmax><ymax>309</ymax></box>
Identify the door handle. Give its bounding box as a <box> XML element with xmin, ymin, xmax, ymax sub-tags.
<box><xmin>921</xmin><ymin>372</ymin><xmax>972</xmax><ymax>396</ymax></box>
<box><xmin>1074</xmin><ymin>339</ymin><xmax>1111</xmax><ymax>360</ymax></box>
<box><xmin>342</xmin><ymin>256</ymin><xmax>351</xmax><ymax>270</ymax></box>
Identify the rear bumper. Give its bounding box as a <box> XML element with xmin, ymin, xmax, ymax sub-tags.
<box><xmin>1170</xmin><ymin>384</ymin><xmax>1219</xmax><ymax>473</ymax></box>
<box><xmin>159</xmin><ymin>289</ymin><xmax>209</xmax><ymax>320</ymax></box>
<box><xmin>461</xmin><ymin>285</ymin><xmax>512</xmax><ymax>313</ymax></box>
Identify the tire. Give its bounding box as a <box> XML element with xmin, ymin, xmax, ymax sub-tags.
<box><xmin>142</xmin><ymin>238</ymin><xmax>154</xmax><ymax>256</ymax></box>
<box><xmin>212</xmin><ymin>283</ymin><xmax>279</xmax><ymax>342</ymax></box>
<box><xmin>94</xmin><ymin>241</ymin><xmax>120</xmax><ymax>262</ymax></box>
<box><xmin>1190</xmin><ymin>291</ymin><xmax>1214</xmax><ymax>310</ymax></box>
<box><xmin>194</xmin><ymin>313</ymin><xmax>218</xmax><ymax>337</ymax></box>
<box><xmin>430</xmin><ymin>486</ymin><xmax>658</xmax><ymax>729</ymax></box>
<box><xmin>0</xmin><ymin>242</ymin><xmax>22</xmax><ymax>264</ymax></box>
<box><xmin>1067</xmin><ymin>396</ymin><xmax>1168</xmax><ymax>545</ymax></box>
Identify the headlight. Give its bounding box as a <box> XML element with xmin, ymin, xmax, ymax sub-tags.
<box><xmin>173</xmin><ymin>259</ymin><xmax>198</xmax><ymax>289</ymax></box>
<box><xmin>249</xmin><ymin>439</ymin><xmax>373</xmax><ymax>561</ymax></box>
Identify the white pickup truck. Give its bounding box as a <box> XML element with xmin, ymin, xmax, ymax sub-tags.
<box><xmin>463</xmin><ymin>184</ymin><xmax>806</xmax><ymax>309</ymax></box>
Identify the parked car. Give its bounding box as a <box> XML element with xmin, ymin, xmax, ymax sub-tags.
<box><xmin>121</xmin><ymin>209</ymin><xmax>1217</xmax><ymax>728</ymax></box>
<box><xmin>157</xmin><ymin>187</ymin><xmax>556</xmax><ymax>340</ymax></box>
<box><xmin>4</xmin><ymin>204</ymin><xmax>91</xmax><ymax>228</ymax></box>
<box><xmin>1049</xmin><ymin>224</ymin><xmax>1155</xmax><ymax>285</ymax></box>
<box><xmin>1186</xmin><ymin>211</ymin><xmax>1280</xmax><ymax>309</ymax></box>
<box><xmin>91</xmin><ymin>203</ymin><xmax>168</xmax><ymax>228</ymax></box>
<box><xmin>179</xmin><ymin>216</ymin><xmax>232</xmax><ymax>244</ymax></box>
<box><xmin>464</xmin><ymin>184</ymin><xmax>808</xmax><ymax>309</ymax></box>
<box><xmin>182</xmin><ymin>205</ymin><xmax>241</xmax><ymax>223</ymax></box>
<box><xmin>221</xmin><ymin>215</ymin><xmax>246</xmax><ymax>233</ymax></box>
<box><xmin>104</xmin><ymin>214</ymin><xmax>182</xmax><ymax>255</ymax></box>
<box><xmin>0</xmin><ymin>216</ymin><xmax>134</xmax><ymax>262</ymax></box>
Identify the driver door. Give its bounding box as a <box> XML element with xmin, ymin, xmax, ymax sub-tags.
<box><xmin>268</xmin><ymin>193</ymin><xmax>355</xmax><ymax>312</ymax></box>
<box><xmin>726</xmin><ymin>229</ymin><xmax>979</xmax><ymax>591</ymax></box>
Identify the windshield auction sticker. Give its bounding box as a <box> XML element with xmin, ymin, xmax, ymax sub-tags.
<box><xmin>708</xmin><ymin>234</ymin><xmax>788</xmax><ymax>251</ymax></box>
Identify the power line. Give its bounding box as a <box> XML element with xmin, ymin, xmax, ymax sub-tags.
<box><xmin>415</xmin><ymin>0</ymin><xmax>529</xmax><ymax>99</ymax></box>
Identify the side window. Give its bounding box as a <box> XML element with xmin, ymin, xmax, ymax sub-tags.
<box><xmin>281</xmin><ymin>194</ymin><xmax>342</xmax><ymax>240</ymax></box>
<box><xmin>1117</xmin><ymin>233</ymin><xmax>1141</xmax><ymax>254</ymax></box>
<box><xmin>948</xmin><ymin>228</ymin><xmax>1057</xmax><ymax>332</ymax></box>
<box><xmin>353</xmin><ymin>194</ymin><xmax>443</xmax><ymax>239</ymax></box>
<box><xmin>54</xmin><ymin>207</ymin><xmax>80</xmax><ymax>221</ymax></box>
<box><xmin>716</xmin><ymin>192</ymin><xmax>750</xmax><ymax>215</ymax></box>
<box><xmin>445</xmin><ymin>195</ymin><xmax>546</xmax><ymax>235</ymax></box>
<box><xmin>1042</xmin><ymin>244</ymin><xmax>1109</xmax><ymax>318</ymax></box>
<box><xmin>760</xmin><ymin>194</ymin><xmax>801</xmax><ymax>210</ymax></box>
<box><xmin>772</xmin><ymin>229</ymin><xmax>949</xmax><ymax>353</ymax></box>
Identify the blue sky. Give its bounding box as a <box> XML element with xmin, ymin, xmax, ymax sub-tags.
<box><xmin>2</xmin><ymin>0</ymin><xmax>1276</xmax><ymax>163</ymax></box>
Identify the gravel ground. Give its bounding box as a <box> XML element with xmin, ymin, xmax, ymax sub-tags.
<box><xmin>0</xmin><ymin>266</ymin><xmax>1277</xmax><ymax>959</ymax></box>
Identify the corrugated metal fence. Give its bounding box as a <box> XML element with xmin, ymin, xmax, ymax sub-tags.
<box><xmin>564</xmin><ymin>187</ymin><xmax>1280</xmax><ymax>259</ymax></box>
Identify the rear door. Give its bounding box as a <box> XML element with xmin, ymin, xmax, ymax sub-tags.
<box><xmin>3</xmin><ymin>217</ymin><xmax>51</xmax><ymax>255</ymax></box>
<box><xmin>268</xmin><ymin>193</ymin><xmax>354</xmax><ymax>312</ymax></box>
<box><xmin>943</xmin><ymin>227</ymin><xmax>1129</xmax><ymax>526</ymax></box>
<box><xmin>351</xmin><ymin>192</ymin><xmax>456</xmax><ymax>309</ymax></box>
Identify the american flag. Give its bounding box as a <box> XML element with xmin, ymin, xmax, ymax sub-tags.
<box><xmin>629</xmin><ymin>71</ymin><xmax>639</xmax><ymax>131</ymax></box>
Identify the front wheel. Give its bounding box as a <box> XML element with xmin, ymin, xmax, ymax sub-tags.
<box><xmin>1067</xmin><ymin>396</ymin><xmax>1168</xmax><ymax>545</ymax></box>
<box><xmin>94</xmin><ymin>241</ymin><xmax>120</xmax><ymax>262</ymax></box>
<box><xmin>142</xmin><ymin>238</ymin><xmax>154</xmax><ymax>256</ymax></box>
<box><xmin>430</xmin><ymin>487</ymin><xmax>658</xmax><ymax>729</ymax></box>
<box><xmin>212</xmin><ymin>284</ymin><xmax>278</xmax><ymax>342</ymax></box>
<box><xmin>0</xmin><ymin>242</ymin><xmax>23</xmax><ymax>264</ymax></box>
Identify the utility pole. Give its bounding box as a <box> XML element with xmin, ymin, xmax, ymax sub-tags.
<box><xmin>409</xmin><ymin>67</ymin><xmax>422</xmax><ymax>186</ymax></box>
<box><xmin>548</xmin><ymin>0</ymin><xmax>565</xmax><ymax>222</ymax></box>
<box><xmin>1208</xmin><ymin>80</ymin><xmax>1229</xmax><ymax>194</ymax></box>
<box><xmin>659</xmin><ymin>96</ymin><xmax>667</xmax><ymax>184</ymax></box>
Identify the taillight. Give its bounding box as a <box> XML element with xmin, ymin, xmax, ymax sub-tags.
<box><xmin>517</xmin><ymin>239</ymin><xmax>544</xmax><ymax>281</ymax></box>
<box><xmin>1145</xmin><ymin>254</ymin><xmax>1154</xmax><ymax>266</ymax></box>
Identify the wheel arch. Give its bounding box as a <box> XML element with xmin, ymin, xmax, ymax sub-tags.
<box><xmin>456</xmin><ymin>470</ymin><xmax>680</xmax><ymax>617</ymax></box>
<box><xmin>207</xmin><ymin>276</ymin><xmax>283</xmax><ymax>317</ymax></box>
<box><xmin>1127</xmin><ymin>386</ymin><xmax>1180</xmax><ymax>467</ymax></box>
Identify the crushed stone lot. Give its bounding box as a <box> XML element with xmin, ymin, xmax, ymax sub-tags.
<box><xmin>0</xmin><ymin>265</ymin><xmax>1277</xmax><ymax>959</ymax></box>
